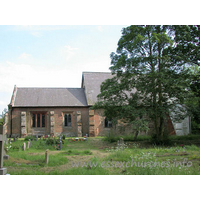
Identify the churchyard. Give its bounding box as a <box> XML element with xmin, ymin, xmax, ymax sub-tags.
<box><xmin>2</xmin><ymin>134</ymin><xmax>200</xmax><ymax>175</ymax></box>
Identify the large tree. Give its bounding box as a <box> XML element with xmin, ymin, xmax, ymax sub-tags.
<box><xmin>94</xmin><ymin>25</ymin><xmax>193</xmax><ymax>142</ymax></box>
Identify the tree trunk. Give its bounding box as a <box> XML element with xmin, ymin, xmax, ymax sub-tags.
<box><xmin>134</xmin><ymin>130</ymin><xmax>139</xmax><ymax>141</ymax></box>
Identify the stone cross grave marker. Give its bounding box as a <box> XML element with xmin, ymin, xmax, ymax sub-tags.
<box><xmin>0</xmin><ymin>129</ymin><xmax>7</xmax><ymax>175</ymax></box>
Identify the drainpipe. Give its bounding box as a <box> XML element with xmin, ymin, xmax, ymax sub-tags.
<box><xmin>8</xmin><ymin>104</ymin><xmax>12</xmax><ymax>138</ymax></box>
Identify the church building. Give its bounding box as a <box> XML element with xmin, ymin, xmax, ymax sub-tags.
<box><xmin>7</xmin><ymin>72</ymin><xmax>114</xmax><ymax>138</ymax></box>
<box><xmin>6</xmin><ymin>72</ymin><xmax>190</xmax><ymax>138</ymax></box>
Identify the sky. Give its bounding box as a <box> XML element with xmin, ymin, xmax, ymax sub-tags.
<box><xmin>0</xmin><ymin>1</ymin><xmax>198</xmax><ymax>114</ymax></box>
<box><xmin>0</xmin><ymin>25</ymin><xmax>129</xmax><ymax>112</ymax></box>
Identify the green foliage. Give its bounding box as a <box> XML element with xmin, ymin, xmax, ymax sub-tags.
<box><xmin>185</xmin><ymin>66</ymin><xmax>200</xmax><ymax>134</ymax></box>
<box><xmin>94</xmin><ymin>25</ymin><xmax>197</xmax><ymax>143</ymax></box>
<box><xmin>62</xmin><ymin>134</ymin><xmax>66</xmax><ymax>140</ymax></box>
<box><xmin>24</xmin><ymin>135</ymin><xmax>35</xmax><ymax>141</ymax></box>
<box><xmin>103</xmin><ymin>131</ymin><xmax>150</xmax><ymax>143</ymax></box>
<box><xmin>0</xmin><ymin>118</ymin><xmax>4</xmax><ymax>126</ymax></box>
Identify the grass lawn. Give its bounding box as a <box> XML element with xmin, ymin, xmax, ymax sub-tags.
<box><xmin>3</xmin><ymin>135</ymin><xmax>200</xmax><ymax>175</ymax></box>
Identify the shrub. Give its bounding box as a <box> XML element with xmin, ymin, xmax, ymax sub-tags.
<box><xmin>24</xmin><ymin>135</ymin><xmax>35</xmax><ymax>141</ymax></box>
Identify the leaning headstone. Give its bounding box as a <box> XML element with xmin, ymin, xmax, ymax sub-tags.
<box><xmin>22</xmin><ymin>143</ymin><xmax>26</xmax><ymax>151</ymax></box>
<box><xmin>45</xmin><ymin>149</ymin><xmax>49</xmax><ymax>164</ymax></box>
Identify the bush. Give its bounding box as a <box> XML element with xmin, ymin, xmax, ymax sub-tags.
<box><xmin>24</xmin><ymin>135</ymin><xmax>35</xmax><ymax>141</ymax></box>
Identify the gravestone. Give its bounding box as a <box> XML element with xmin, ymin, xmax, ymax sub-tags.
<box><xmin>8</xmin><ymin>138</ymin><xmax>11</xmax><ymax>144</ymax></box>
<box><xmin>3</xmin><ymin>155</ymin><xmax>9</xmax><ymax>160</ymax></box>
<box><xmin>120</xmin><ymin>138</ymin><xmax>124</xmax><ymax>150</ymax></box>
<box><xmin>86</xmin><ymin>134</ymin><xmax>88</xmax><ymax>141</ymax></box>
<box><xmin>22</xmin><ymin>143</ymin><xmax>26</xmax><ymax>151</ymax></box>
<box><xmin>0</xmin><ymin>128</ymin><xmax>7</xmax><ymax>175</ymax></box>
<box><xmin>45</xmin><ymin>149</ymin><xmax>49</xmax><ymax>164</ymax></box>
<box><xmin>29</xmin><ymin>139</ymin><xmax>32</xmax><ymax>148</ymax></box>
<box><xmin>32</xmin><ymin>138</ymin><xmax>35</xmax><ymax>145</ymax></box>
<box><xmin>27</xmin><ymin>141</ymin><xmax>30</xmax><ymax>149</ymax></box>
<box><xmin>36</xmin><ymin>135</ymin><xmax>38</xmax><ymax>141</ymax></box>
<box><xmin>59</xmin><ymin>137</ymin><xmax>62</xmax><ymax>150</ymax></box>
<box><xmin>14</xmin><ymin>137</ymin><xmax>16</xmax><ymax>142</ymax></box>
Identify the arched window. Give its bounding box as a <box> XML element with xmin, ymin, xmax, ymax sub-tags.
<box><xmin>64</xmin><ymin>114</ymin><xmax>71</xmax><ymax>127</ymax></box>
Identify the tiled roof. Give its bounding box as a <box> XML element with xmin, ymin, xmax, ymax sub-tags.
<box><xmin>13</xmin><ymin>87</ymin><xmax>88</xmax><ymax>107</ymax></box>
<box><xmin>82</xmin><ymin>72</ymin><xmax>113</xmax><ymax>106</ymax></box>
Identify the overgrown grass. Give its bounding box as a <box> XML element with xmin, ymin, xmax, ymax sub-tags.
<box><xmin>3</xmin><ymin>136</ymin><xmax>200</xmax><ymax>175</ymax></box>
<box><xmin>102</xmin><ymin>133</ymin><xmax>150</xmax><ymax>143</ymax></box>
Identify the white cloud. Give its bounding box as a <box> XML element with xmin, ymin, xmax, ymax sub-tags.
<box><xmin>12</xmin><ymin>25</ymin><xmax>75</xmax><ymax>31</ymax></box>
<box><xmin>62</xmin><ymin>45</ymin><xmax>79</xmax><ymax>61</ymax></box>
<box><xmin>97</xmin><ymin>26</ymin><xmax>103</xmax><ymax>32</ymax></box>
<box><xmin>31</xmin><ymin>32</ymin><xmax>42</xmax><ymax>37</ymax></box>
<box><xmin>0</xmin><ymin>100</ymin><xmax>6</xmax><ymax>106</ymax></box>
<box><xmin>18</xmin><ymin>52</ymin><xmax>31</xmax><ymax>59</ymax></box>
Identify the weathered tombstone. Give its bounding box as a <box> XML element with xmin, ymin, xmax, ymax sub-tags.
<box><xmin>3</xmin><ymin>155</ymin><xmax>9</xmax><ymax>160</ymax></box>
<box><xmin>45</xmin><ymin>149</ymin><xmax>49</xmax><ymax>164</ymax></box>
<box><xmin>27</xmin><ymin>141</ymin><xmax>30</xmax><ymax>149</ymax></box>
<box><xmin>14</xmin><ymin>137</ymin><xmax>16</xmax><ymax>142</ymax></box>
<box><xmin>29</xmin><ymin>139</ymin><xmax>32</xmax><ymax>148</ymax></box>
<box><xmin>0</xmin><ymin>130</ymin><xmax>7</xmax><ymax>175</ymax></box>
<box><xmin>59</xmin><ymin>137</ymin><xmax>62</xmax><ymax>150</ymax></box>
<box><xmin>32</xmin><ymin>138</ymin><xmax>35</xmax><ymax>145</ymax></box>
<box><xmin>117</xmin><ymin>140</ymin><xmax>120</xmax><ymax>147</ymax></box>
<box><xmin>86</xmin><ymin>134</ymin><xmax>88</xmax><ymax>141</ymax></box>
<box><xmin>22</xmin><ymin>143</ymin><xmax>26</xmax><ymax>151</ymax></box>
<box><xmin>36</xmin><ymin>135</ymin><xmax>38</xmax><ymax>141</ymax></box>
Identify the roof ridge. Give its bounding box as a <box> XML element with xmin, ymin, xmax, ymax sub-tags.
<box><xmin>17</xmin><ymin>87</ymin><xmax>83</xmax><ymax>89</ymax></box>
<box><xmin>82</xmin><ymin>71</ymin><xmax>111</xmax><ymax>74</ymax></box>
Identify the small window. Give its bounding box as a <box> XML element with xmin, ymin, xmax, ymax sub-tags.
<box><xmin>105</xmin><ymin>117</ymin><xmax>112</xmax><ymax>128</ymax></box>
<box><xmin>64</xmin><ymin>114</ymin><xmax>72</xmax><ymax>127</ymax></box>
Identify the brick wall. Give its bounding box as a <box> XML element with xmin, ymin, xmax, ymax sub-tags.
<box><xmin>8</xmin><ymin>107</ymin><xmax>89</xmax><ymax>137</ymax></box>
